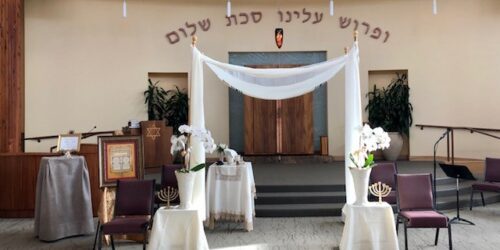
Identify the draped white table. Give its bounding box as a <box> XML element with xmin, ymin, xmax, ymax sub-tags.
<box><xmin>340</xmin><ymin>202</ymin><xmax>399</xmax><ymax>250</ymax></box>
<box><xmin>205</xmin><ymin>162</ymin><xmax>256</xmax><ymax>231</ymax></box>
<box><xmin>148</xmin><ymin>208</ymin><xmax>209</xmax><ymax>250</ymax></box>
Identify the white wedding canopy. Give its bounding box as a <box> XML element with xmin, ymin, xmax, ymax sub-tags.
<box><xmin>188</xmin><ymin>39</ymin><xmax>362</xmax><ymax>220</ymax></box>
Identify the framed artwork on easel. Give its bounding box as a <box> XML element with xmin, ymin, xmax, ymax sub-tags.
<box><xmin>98</xmin><ymin>135</ymin><xmax>144</xmax><ymax>187</ymax></box>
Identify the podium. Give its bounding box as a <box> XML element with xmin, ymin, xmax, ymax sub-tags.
<box><xmin>439</xmin><ymin>163</ymin><xmax>476</xmax><ymax>225</ymax></box>
<box><xmin>141</xmin><ymin>120</ymin><xmax>173</xmax><ymax>168</ymax></box>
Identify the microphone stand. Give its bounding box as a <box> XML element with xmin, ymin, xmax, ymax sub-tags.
<box><xmin>433</xmin><ymin>128</ymin><xmax>451</xmax><ymax>208</ymax></box>
<box><xmin>82</xmin><ymin>126</ymin><xmax>97</xmax><ymax>139</ymax></box>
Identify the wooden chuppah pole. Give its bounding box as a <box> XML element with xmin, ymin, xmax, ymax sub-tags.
<box><xmin>344</xmin><ymin>31</ymin><xmax>357</xmax><ymax>55</ymax></box>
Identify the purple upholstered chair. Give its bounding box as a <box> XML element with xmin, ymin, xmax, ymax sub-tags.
<box><xmin>396</xmin><ymin>174</ymin><xmax>452</xmax><ymax>250</ymax></box>
<box><xmin>369</xmin><ymin>162</ymin><xmax>397</xmax><ymax>204</ymax></box>
<box><xmin>158</xmin><ymin>164</ymin><xmax>184</xmax><ymax>205</ymax></box>
<box><xmin>470</xmin><ymin>157</ymin><xmax>500</xmax><ymax>210</ymax></box>
<box><xmin>97</xmin><ymin>179</ymin><xmax>155</xmax><ymax>250</ymax></box>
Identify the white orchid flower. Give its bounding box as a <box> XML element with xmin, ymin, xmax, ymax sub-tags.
<box><xmin>178</xmin><ymin>124</ymin><xmax>192</xmax><ymax>134</ymax></box>
<box><xmin>363</xmin><ymin>137</ymin><xmax>378</xmax><ymax>152</ymax></box>
<box><xmin>361</xmin><ymin>124</ymin><xmax>373</xmax><ymax>137</ymax></box>
<box><xmin>378</xmin><ymin>134</ymin><xmax>391</xmax><ymax>149</ymax></box>
<box><xmin>170</xmin><ymin>135</ymin><xmax>187</xmax><ymax>155</ymax></box>
<box><xmin>350</xmin><ymin>124</ymin><xmax>392</xmax><ymax>168</ymax></box>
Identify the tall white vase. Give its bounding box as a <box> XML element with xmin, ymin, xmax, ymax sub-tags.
<box><xmin>175</xmin><ymin>171</ymin><xmax>196</xmax><ymax>209</ymax></box>
<box><xmin>349</xmin><ymin>167</ymin><xmax>372</xmax><ymax>205</ymax></box>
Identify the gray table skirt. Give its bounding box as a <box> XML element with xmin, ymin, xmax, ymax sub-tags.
<box><xmin>34</xmin><ymin>156</ymin><xmax>94</xmax><ymax>241</ymax></box>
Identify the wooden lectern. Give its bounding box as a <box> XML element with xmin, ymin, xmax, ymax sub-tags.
<box><xmin>141</xmin><ymin>121</ymin><xmax>173</xmax><ymax>169</ymax></box>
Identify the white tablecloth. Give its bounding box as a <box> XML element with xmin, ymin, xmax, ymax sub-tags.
<box><xmin>206</xmin><ymin>162</ymin><xmax>256</xmax><ymax>231</ymax></box>
<box><xmin>148</xmin><ymin>208</ymin><xmax>209</xmax><ymax>250</ymax></box>
<box><xmin>34</xmin><ymin>156</ymin><xmax>94</xmax><ymax>241</ymax></box>
<box><xmin>340</xmin><ymin>202</ymin><xmax>399</xmax><ymax>250</ymax></box>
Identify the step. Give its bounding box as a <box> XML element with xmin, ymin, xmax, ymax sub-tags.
<box><xmin>255</xmin><ymin>196</ymin><xmax>500</xmax><ymax>217</ymax></box>
<box><xmin>436</xmin><ymin>183</ymin><xmax>474</xmax><ymax>196</ymax></box>
<box><xmin>435</xmin><ymin>177</ymin><xmax>457</xmax><ymax>185</ymax></box>
<box><xmin>253</xmin><ymin>179</ymin><xmax>499</xmax><ymax>217</ymax></box>
<box><xmin>256</xmin><ymin>178</ymin><xmax>456</xmax><ymax>193</ymax></box>
<box><xmin>436</xmin><ymin>191</ymin><xmax>500</xmax><ymax>211</ymax></box>
<box><xmin>256</xmin><ymin>191</ymin><xmax>346</xmax><ymax>205</ymax></box>
<box><xmin>256</xmin><ymin>203</ymin><xmax>344</xmax><ymax>217</ymax></box>
<box><xmin>244</xmin><ymin>155</ymin><xmax>336</xmax><ymax>164</ymax></box>
<box><xmin>256</xmin><ymin>185</ymin><xmax>344</xmax><ymax>193</ymax></box>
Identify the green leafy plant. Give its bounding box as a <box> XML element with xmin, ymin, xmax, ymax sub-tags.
<box><xmin>164</xmin><ymin>86</ymin><xmax>189</xmax><ymax>135</ymax></box>
<box><xmin>144</xmin><ymin>79</ymin><xmax>168</xmax><ymax>121</ymax></box>
<box><xmin>176</xmin><ymin>163</ymin><xmax>206</xmax><ymax>173</ymax></box>
<box><xmin>365</xmin><ymin>73</ymin><xmax>413</xmax><ymax>136</ymax></box>
<box><xmin>143</xmin><ymin>79</ymin><xmax>188</xmax><ymax>135</ymax></box>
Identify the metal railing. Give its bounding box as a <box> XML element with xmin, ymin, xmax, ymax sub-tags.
<box><xmin>415</xmin><ymin>124</ymin><xmax>500</xmax><ymax>164</ymax></box>
<box><xmin>22</xmin><ymin>130</ymin><xmax>115</xmax><ymax>152</ymax></box>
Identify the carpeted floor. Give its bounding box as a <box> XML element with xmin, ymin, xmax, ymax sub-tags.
<box><xmin>1</xmin><ymin>203</ymin><xmax>500</xmax><ymax>249</ymax></box>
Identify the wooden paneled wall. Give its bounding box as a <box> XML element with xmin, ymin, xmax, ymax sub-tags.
<box><xmin>0</xmin><ymin>145</ymin><xmax>101</xmax><ymax>218</ymax></box>
<box><xmin>0</xmin><ymin>0</ymin><xmax>24</xmax><ymax>153</ymax></box>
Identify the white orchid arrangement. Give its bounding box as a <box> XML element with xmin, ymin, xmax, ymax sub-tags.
<box><xmin>216</xmin><ymin>143</ymin><xmax>228</xmax><ymax>154</ymax></box>
<box><xmin>349</xmin><ymin>124</ymin><xmax>391</xmax><ymax>169</ymax></box>
<box><xmin>170</xmin><ymin>124</ymin><xmax>216</xmax><ymax>172</ymax></box>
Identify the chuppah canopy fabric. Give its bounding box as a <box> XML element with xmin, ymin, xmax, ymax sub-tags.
<box><xmin>188</xmin><ymin>40</ymin><xmax>363</xmax><ymax>219</ymax></box>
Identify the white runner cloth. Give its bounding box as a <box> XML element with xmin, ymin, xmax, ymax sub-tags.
<box><xmin>189</xmin><ymin>42</ymin><xmax>362</xmax><ymax>214</ymax></box>
<box><xmin>205</xmin><ymin>162</ymin><xmax>256</xmax><ymax>231</ymax></box>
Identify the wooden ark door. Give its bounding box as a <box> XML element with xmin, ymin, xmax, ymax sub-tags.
<box><xmin>244</xmin><ymin>97</ymin><xmax>277</xmax><ymax>154</ymax></box>
<box><xmin>280</xmin><ymin>93</ymin><xmax>313</xmax><ymax>154</ymax></box>
<box><xmin>244</xmin><ymin>64</ymin><xmax>313</xmax><ymax>155</ymax></box>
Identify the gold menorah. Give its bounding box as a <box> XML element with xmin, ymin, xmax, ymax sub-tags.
<box><xmin>157</xmin><ymin>186</ymin><xmax>179</xmax><ymax>208</ymax></box>
<box><xmin>369</xmin><ymin>182</ymin><xmax>392</xmax><ymax>203</ymax></box>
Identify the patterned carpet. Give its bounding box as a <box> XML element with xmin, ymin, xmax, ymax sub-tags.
<box><xmin>1</xmin><ymin>203</ymin><xmax>500</xmax><ymax>249</ymax></box>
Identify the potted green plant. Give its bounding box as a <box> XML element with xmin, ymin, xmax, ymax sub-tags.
<box><xmin>144</xmin><ymin>79</ymin><xmax>168</xmax><ymax>121</ymax></box>
<box><xmin>365</xmin><ymin>73</ymin><xmax>413</xmax><ymax>160</ymax></box>
<box><xmin>164</xmin><ymin>86</ymin><xmax>188</xmax><ymax>135</ymax></box>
